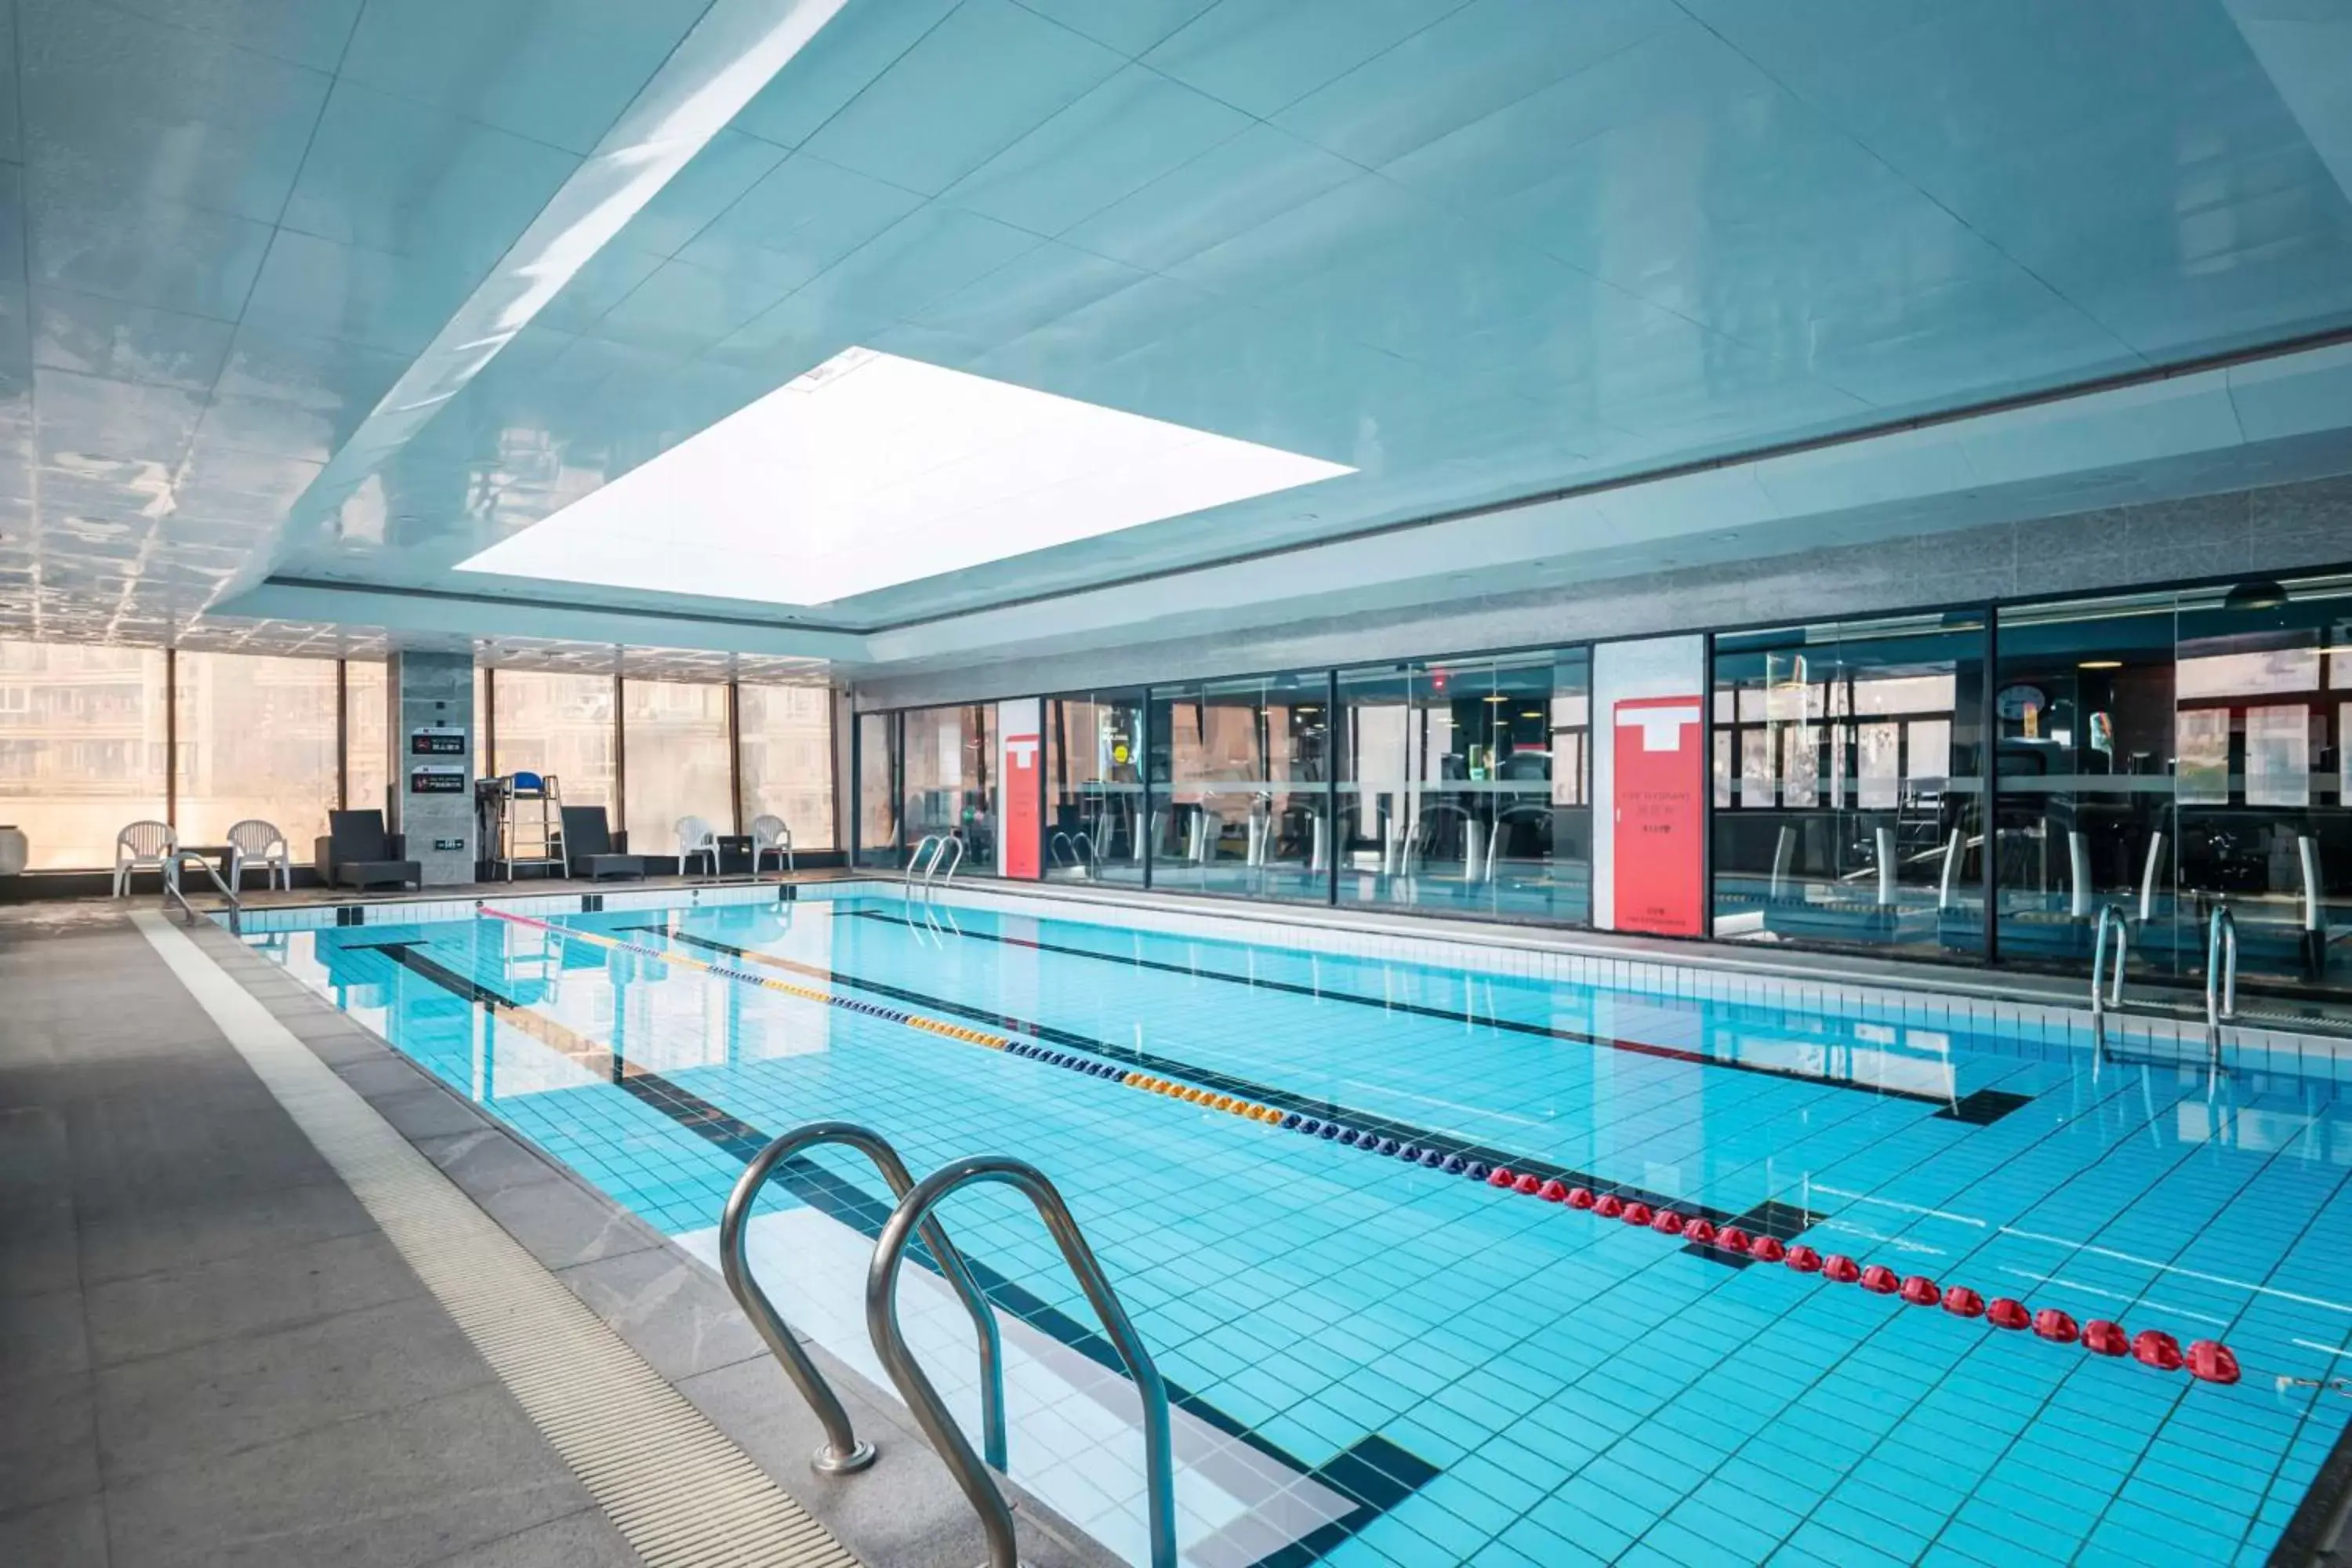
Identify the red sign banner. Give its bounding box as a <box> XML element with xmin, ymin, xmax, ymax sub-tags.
<box><xmin>1004</xmin><ymin>730</ymin><xmax>1040</xmax><ymax>879</ymax></box>
<box><xmin>1613</xmin><ymin>695</ymin><xmax>1704</xmax><ymax>936</ymax></box>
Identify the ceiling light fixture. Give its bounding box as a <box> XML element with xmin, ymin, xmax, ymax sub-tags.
<box><xmin>456</xmin><ymin>347</ymin><xmax>1352</xmax><ymax>606</ymax></box>
<box><xmin>2078</xmin><ymin>660</ymin><xmax>2122</xmax><ymax>670</ymax></box>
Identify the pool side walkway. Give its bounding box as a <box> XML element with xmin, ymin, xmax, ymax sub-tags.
<box><xmin>0</xmin><ymin>904</ymin><xmax>1118</xmax><ymax>1568</ymax></box>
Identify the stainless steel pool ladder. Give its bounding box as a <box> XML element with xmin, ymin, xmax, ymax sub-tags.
<box><xmin>719</xmin><ymin>1123</ymin><xmax>1005</xmax><ymax>1476</ymax></box>
<box><xmin>2088</xmin><ymin>903</ymin><xmax>2129</xmax><ymax>1046</ymax></box>
<box><xmin>2205</xmin><ymin>904</ymin><xmax>2238</xmax><ymax>1067</ymax></box>
<box><xmin>162</xmin><ymin>850</ymin><xmax>241</xmax><ymax>931</ymax></box>
<box><xmin>868</xmin><ymin>1154</ymin><xmax>1177</xmax><ymax>1568</ymax></box>
<box><xmin>902</xmin><ymin>833</ymin><xmax>964</xmax><ymax>900</ymax></box>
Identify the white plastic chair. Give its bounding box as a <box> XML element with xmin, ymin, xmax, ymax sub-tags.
<box><xmin>226</xmin><ymin>818</ymin><xmax>292</xmax><ymax>891</ymax></box>
<box><xmin>749</xmin><ymin>814</ymin><xmax>794</xmax><ymax>877</ymax></box>
<box><xmin>113</xmin><ymin>819</ymin><xmax>176</xmax><ymax>897</ymax></box>
<box><xmin>676</xmin><ymin>815</ymin><xmax>720</xmax><ymax>877</ymax></box>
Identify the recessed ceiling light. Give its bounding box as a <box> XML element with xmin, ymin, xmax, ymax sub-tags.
<box><xmin>455</xmin><ymin>347</ymin><xmax>1352</xmax><ymax>606</ymax></box>
<box><xmin>2078</xmin><ymin>659</ymin><xmax>2122</xmax><ymax>670</ymax></box>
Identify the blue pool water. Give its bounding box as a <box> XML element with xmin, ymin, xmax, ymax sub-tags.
<box><xmin>245</xmin><ymin>888</ymin><xmax>2352</xmax><ymax>1567</ymax></box>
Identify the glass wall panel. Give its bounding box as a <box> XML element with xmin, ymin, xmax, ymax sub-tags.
<box><xmin>345</xmin><ymin>660</ymin><xmax>390</xmax><ymax>818</ymax></box>
<box><xmin>1996</xmin><ymin>575</ymin><xmax>2352</xmax><ymax>1000</ymax></box>
<box><xmin>492</xmin><ymin>671</ymin><xmax>615</xmax><ymax>816</ymax></box>
<box><xmin>900</xmin><ymin>703</ymin><xmax>995</xmax><ymax>869</ymax></box>
<box><xmin>174</xmin><ymin>652</ymin><xmax>340</xmax><ymax>853</ymax></box>
<box><xmin>0</xmin><ymin>640</ymin><xmax>170</xmax><ymax>869</ymax></box>
<box><xmin>1042</xmin><ymin>690</ymin><xmax>1145</xmax><ymax>885</ymax></box>
<box><xmin>1336</xmin><ymin>651</ymin><xmax>1592</xmax><ymax>922</ymax></box>
<box><xmin>1712</xmin><ymin>612</ymin><xmax>1987</xmax><ymax>958</ymax></box>
<box><xmin>855</xmin><ymin>710</ymin><xmax>901</xmax><ymax>867</ymax></box>
<box><xmin>622</xmin><ymin>678</ymin><xmax>731</xmax><ymax>849</ymax></box>
<box><xmin>2174</xmin><ymin>575</ymin><xmax>2352</xmax><ymax>997</ymax></box>
<box><xmin>1149</xmin><ymin>672</ymin><xmax>1327</xmax><ymax>901</ymax></box>
<box><xmin>739</xmin><ymin>684</ymin><xmax>835</xmax><ymax>850</ymax></box>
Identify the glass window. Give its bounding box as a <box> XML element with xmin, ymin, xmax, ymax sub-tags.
<box><xmin>1335</xmin><ymin>651</ymin><xmax>1591</xmax><ymax>924</ymax></box>
<box><xmin>0</xmin><ymin>640</ymin><xmax>170</xmax><ymax>869</ymax></box>
<box><xmin>345</xmin><ymin>660</ymin><xmax>390</xmax><ymax>818</ymax></box>
<box><xmin>1149</xmin><ymin>672</ymin><xmax>1328</xmax><ymax>902</ymax></box>
<box><xmin>900</xmin><ymin>704</ymin><xmax>996</xmax><ymax>869</ymax></box>
<box><xmin>855</xmin><ymin>710</ymin><xmax>901</xmax><ymax>868</ymax></box>
<box><xmin>1712</xmin><ymin>612</ymin><xmax>1987</xmax><ymax>959</ymax></box>
<box><xmin>739</xmin><ymin>684</ymin><xmax>835</xmax><ymax>851</ymax></box>
<box><xmin>1043</xmin><ymin>690</ymin><xmax>1145</xmax><ymax>886</ymax></box>
<box><xmin>622</xmin><ymin>677</ymin><xmax>732</xmax><ymax>848</ymax></box>
<box><xmin>492</xmin><ymin>670</ymin><xmax>615</xmax><ymax>816</ymax></box>
<box><xmin>173</xmin><ymin>652</ymin><xmax>340</xmax><ymax>854</ymax></box>
<box><xmin>1995</xmin><ymin>574</ymin><xmax>2352</xmax><ymax>1001</ymax></box>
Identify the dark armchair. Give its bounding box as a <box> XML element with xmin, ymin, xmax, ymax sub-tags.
<box><xmin>560</xmin><ymin>806</ymin><xmax>646</xmax><ymax>880</ymax></box>
<box><xmin>314</xmin><ymin>810</ymin><xmax>421</xmax><ymax>891</ymax></box>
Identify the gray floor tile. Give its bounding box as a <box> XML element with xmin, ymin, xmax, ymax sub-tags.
<box><xmin>75</xmin><ymin>1177</ymin><xmax>376</xmax><ymax>1288</ymax></box>
<box><xmin>473</xmin><ymin>1175</ymin><xmax>666</xmax><ymax>1272</ymax></box>
<box><xmin>84</xmin><ymin>1229</ymin><xmax>425</xmax><ymax>1367</ymax></box>
<box><xmin>93</xmin><ymin>1294</ymin><xmax>496</xmax><ymax>1483</ymax></box>
<box><xmin>0</xmin><ymin>1494</ymin><xmax>109</xmax><ymax>1566</ymax></box>
<box><xmin>556</xmin><ymin>1246</ymin><xmax>768</xmax><ymax>1381</ymax></box>
<box><xmin>425</xmin><ymin>1508</ymin><xmax>642</xmax><ymax>1567</ymax></box>
<box><xmin>414</xmin><ymin>1127</ymin><xmax>565</xmax><ymax>1203</ymax></box>
<box><xmin>0</xmin><ymin>1192</ymin><xmax>81</xmax><ymax>1300</ymax></box>
<box><xmin>101</xmin><ymin>1382</ymin><xmax>590</xmax><ymax>1568</ymax></box>
<box><xmin>0</xmin><ymin>1287</ymin><xmax>92</xmax><ymax>1389</ymax></box>
<box><xmin>371</xmin><ymin>1085</ymin><xmax>495</xmax><ymax>1142</ymax></box>
<box><xmin>0</xmin><ymin>1369</ymin><xmax>100</xmax><ymax>1514</ymax></box>
<box><xmin>335</xmin><ymin>1055</ymin><xmax>437</xmax><ymax>1099</ymax></box>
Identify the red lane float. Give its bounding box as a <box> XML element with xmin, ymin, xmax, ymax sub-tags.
<box><xmin>2188</xmin><ymin>1341</ymin><xmax>2241</xmax><ymax>1385</ymax></box>
<box><xmin>1464</xmin><ymin>1142</ymin><xmax>2240</xmax><ymax>1388</ymax></box>
<box><xmin>2034</xmin><ymin>1308</ymin><xmax>2079</xmax><ymax>1344</ymax></box>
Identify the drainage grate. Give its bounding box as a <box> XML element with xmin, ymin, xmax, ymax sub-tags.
<box><xmin>134</xmin><ymin>912</ymin><xmax>862</xmax><ymax>1568</ymax></box>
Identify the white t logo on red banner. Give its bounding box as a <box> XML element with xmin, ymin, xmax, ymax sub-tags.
<box><xmin>1617</xmin><ymin>704</ymin><xmax>1699</xmax><ymax>750</ymax></box>
<box><xmin>1006</xmin><ymin>737</ymin><xmax>1039</xmax><ymax>767</ymax></box>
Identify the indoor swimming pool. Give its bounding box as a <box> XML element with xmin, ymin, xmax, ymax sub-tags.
<box><xmin>238</xmin><ymin>886</ymin><xmax>2352</xmax><ymax>1568</ymax></box>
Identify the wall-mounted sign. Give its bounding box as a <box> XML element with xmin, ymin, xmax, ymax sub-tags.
<box><xmin>1612</xmin><ymin>696</ymin><xmax>1704</xmax><ymax>938</ymax></box>
<box><xmin>409</xmin><ymin>763</ymin><xmax>466</xmax><ymax>794</ymax></box>
<box><xmin>410</xmin><ymin>726</ymin><xmax>466</xmax><ymax>757</ymax></box>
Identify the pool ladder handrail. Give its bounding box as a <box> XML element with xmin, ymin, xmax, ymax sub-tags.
<box><xmin>162</xmin><ymin>849</ymin><xmax>241</xmax><ymax>931</ymax></box>
<box><xmin>904</xmin><ymin>833</ymin><xmax>945</xmax><ymax>898</ymax></box>
<box><xmin>2205</xmin><ymin>904</ymin><xmax>2238</xmax><ymax>1068</ymax></box>
<box><xmin>2089</xmin><ymin>902</ymin><xmax>2129</xmax><ymax>1025</ymax></box>
<box><xmin>719</xmin><ymin>1123</ymin><xmax>1005</xmax><ymax>1476</ymax></box>
<box><xmin>901</xmin><ymin>833</ymin><xmax>964</xmax><ymax>900</ymax></box>
<box><xmin>866</xmin><ymin>1154</ymin><xmax>1177</xmax><ymax>1568</ymax></box>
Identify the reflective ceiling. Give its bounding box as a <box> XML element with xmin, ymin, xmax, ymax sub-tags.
<box><xmin>5</xmin><ymin>0</ymin><xmax>2352</xmax><ymax>675</ymax></box>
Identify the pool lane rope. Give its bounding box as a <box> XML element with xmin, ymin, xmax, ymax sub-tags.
<box><xmin>483</xmin><ymin>909</ymin><xmax>2242</xmax><ymax>1388</ymax></box>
